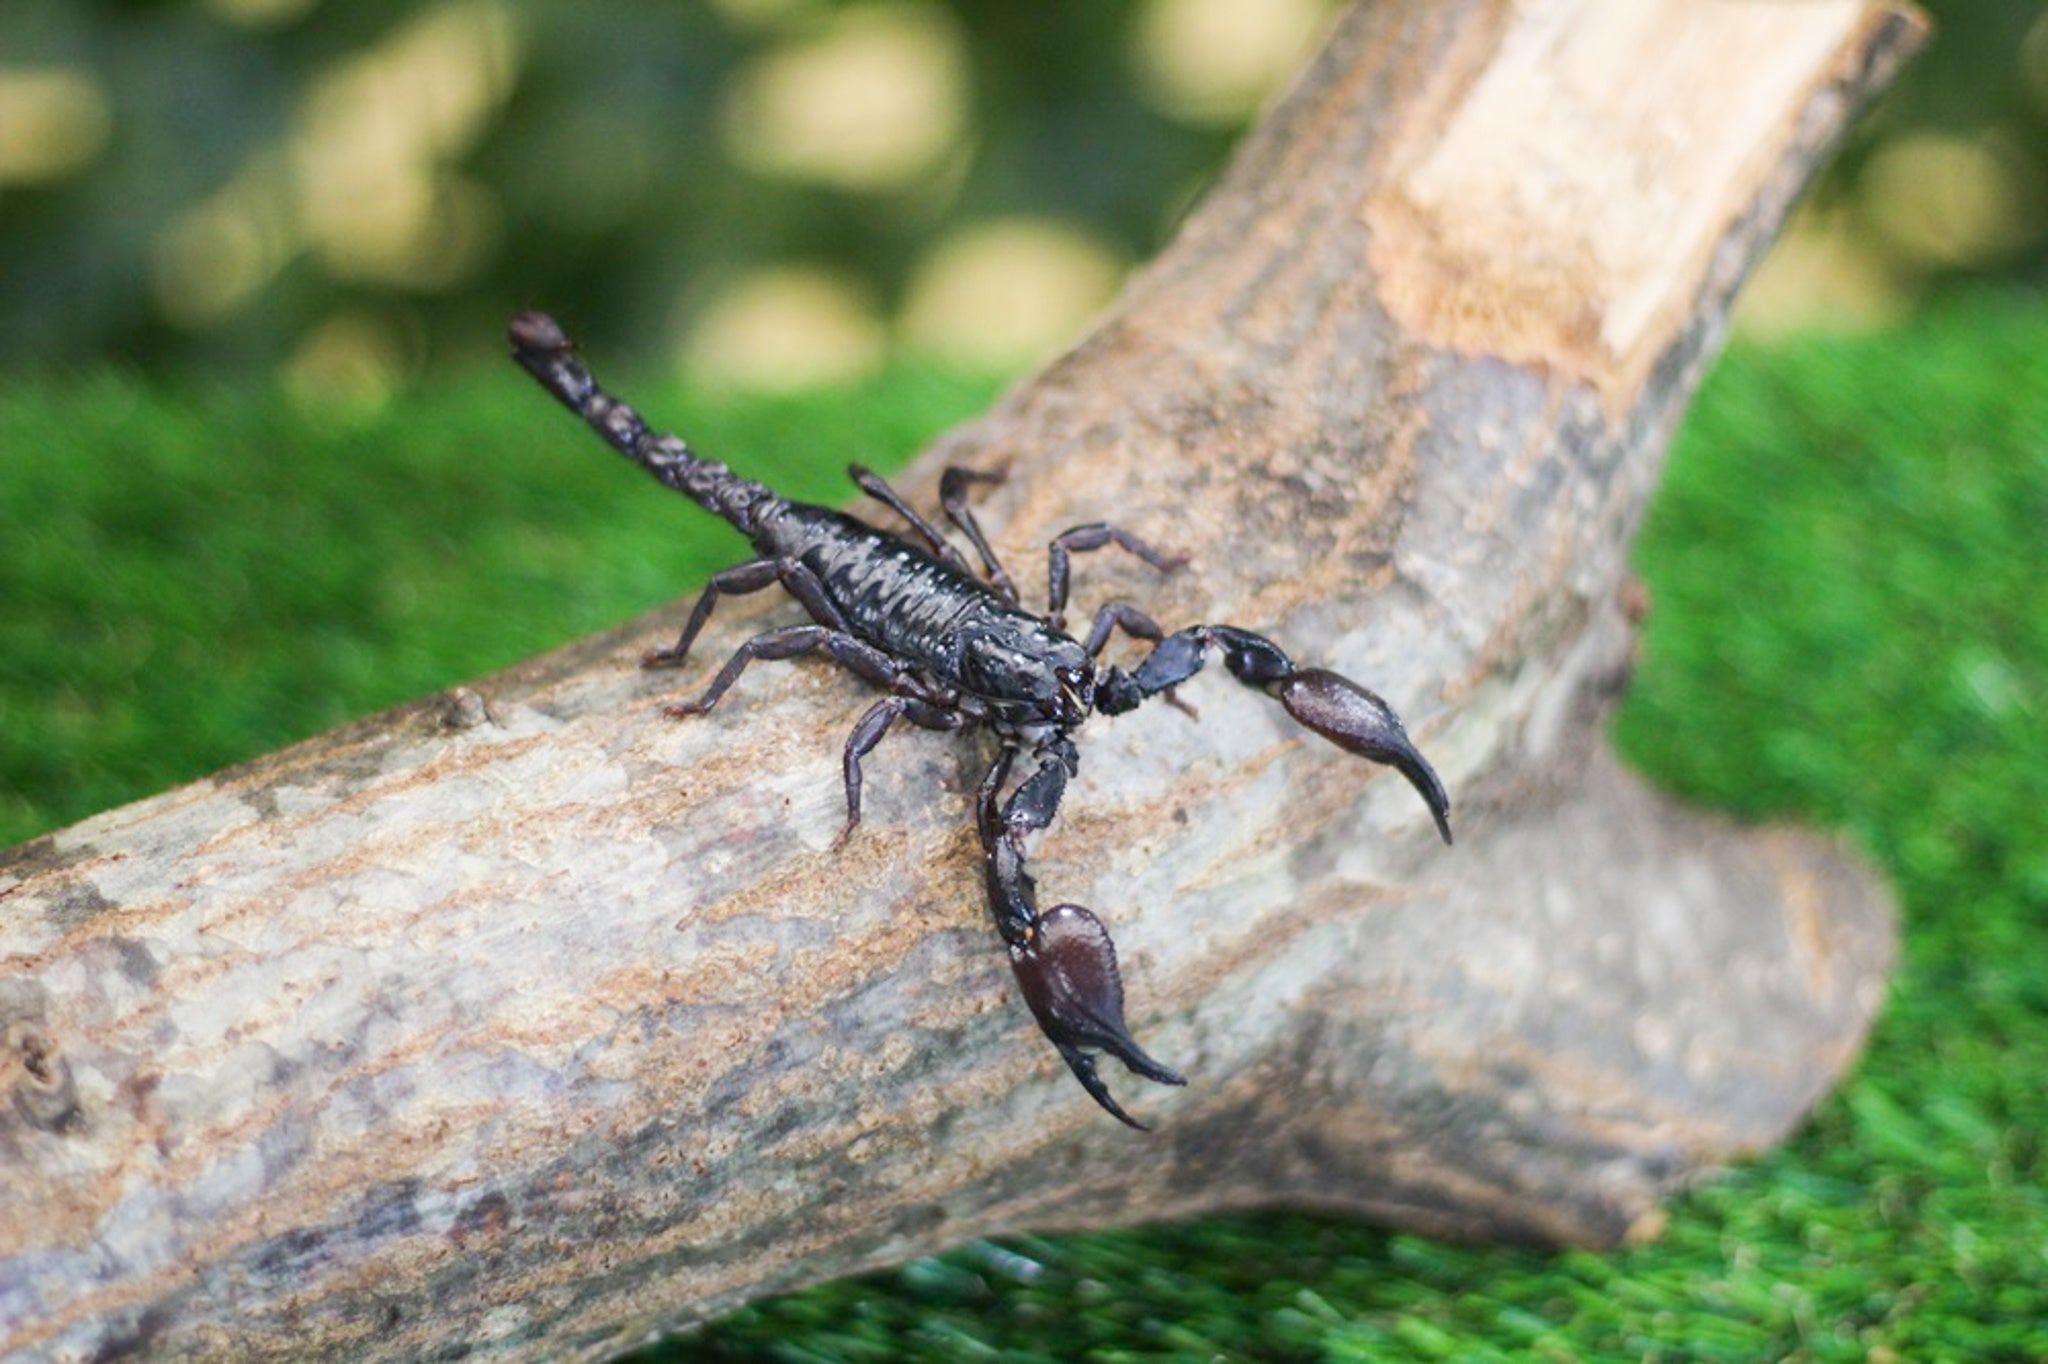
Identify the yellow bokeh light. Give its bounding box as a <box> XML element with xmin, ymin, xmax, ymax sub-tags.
<box><xmin>148</xmin><ymin>158</ymin><xmax>298</xmax><ymax>328</ymax></box>
<box><xmin>0</xmin><ymin>68</ymin><xmax>113</xmax><ymax>185</ymax></box>
<box><xmin>722</xmin><ymin>2</ymin><xmax>968</xmax><ymax>191</ymax></box>
<box><xmin>2023</xmin><ymin>8</ymin><xmax>2048</xmax><ymax>113</ymax></box>
<box><xmin>899</xmin><ymin>218</ymin><xmax>1125</xmax><ymax>370</ymax></box>
<box><xmin>285</xmin><ymin>310</ymin><xmax>411</xmax><ymax>415</ymax></box>
<box><xmin>294</xmin><ymin>0</ymin><xmax>521</xmax><ymax>288</ymax></box>
<box><xmin>146</xmin><ymin>0</ymin><xmax>522</xmax><ymax>335</ymax></box>
<box><xmin>707</xmin><ymin>0</ymin><xmax>824</xmax><ymax>31</ymax></box>
<box><xmin>1733</xmin><ymin>205</ymin><xmax>1912</xmax><ymax>338</ymax></box>
<box><xmin>202</xmin><ymin>0</ymin><xmax>321</xmax><ymax>28</ymax></box>
<box><xmin>1132</xmin><ymin>0</ymin><xmax>1331</xmax><ymax>126</ymax></box>
<box><xmin>684</xmin><ymin>267</ymin><xmax>888</xmax><ymax>390</ymax></box>
<box><xmin>1861</xmin><ymin>131</ymin><xmax>2044</xmax><ymax>270</ymax></box>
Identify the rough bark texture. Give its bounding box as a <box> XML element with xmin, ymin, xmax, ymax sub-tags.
<box><xmin>2</xmin><ymin>1</ymin><xmax>1923</xmax><ymax>1358</ymax></box>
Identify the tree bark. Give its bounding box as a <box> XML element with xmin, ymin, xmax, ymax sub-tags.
<box><xmin>2</xmin><ymin>1</ymin><xmax>1923</xmax><ymax>1358</ymax></box>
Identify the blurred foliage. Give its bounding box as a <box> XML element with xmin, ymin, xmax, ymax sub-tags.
<box><xmin>0</xmin><ymin>0</ymin><xmax>2042</xmax><ymax>390</ymax></box>
<box><xmin>0</xmin><ymin>0</ymin><xmax>1265</xmax><ymax>387</ymax></box>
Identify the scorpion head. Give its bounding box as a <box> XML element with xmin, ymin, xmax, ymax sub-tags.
<box><xmin>961</xmin><ymin>620</ymin><xmax>1098</xmax><ymax>731</ymax></box>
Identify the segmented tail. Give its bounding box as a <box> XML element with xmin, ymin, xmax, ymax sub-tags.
<box><xmin>508</xmin><ymin>311</ymin><xmax>782</xmax><ymax>536</ymax></box>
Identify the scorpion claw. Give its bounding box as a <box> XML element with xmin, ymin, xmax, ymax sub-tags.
<box><xmin>1053</xmin><ymin>1043</ymin><xmax>1154</xmax><ymax>1131</ymax></box>
<box><xmin>1010</xmin><ymin>903</ymin><xmax>1184</xmax><ymax>1128</ymax></box>
<box><xmin>1277</xmin><ymin>668</ymin><xmax>1454</xmax><ymax>845</ymax></box>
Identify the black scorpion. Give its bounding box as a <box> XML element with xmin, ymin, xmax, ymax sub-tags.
<box><xmin>509</xmin><ymin>311</ymin><xmax>1453</xmax><ymax>1129</ymax></box>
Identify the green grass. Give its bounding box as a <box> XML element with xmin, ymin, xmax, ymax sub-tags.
<box><xmin>0</xmin><ymin>366</ymin><xmax>1002</xmax><ymax>845</ymax></box>
<box><xmin>3</xmin><ymin>296</ymin><xmax>2042</xmax><ymax>1360</ymax></box>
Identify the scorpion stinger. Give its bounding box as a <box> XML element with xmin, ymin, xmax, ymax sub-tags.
<box><xmin>511</xmin><ymin>312</ymin><xmax>1450</xmax><ymax>1129</ymax></box>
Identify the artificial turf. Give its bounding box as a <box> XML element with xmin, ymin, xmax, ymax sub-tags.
<box><xmin>2</xmin><ymin>295</ymin><xmax>2041</xmax><ymax>1360</ymax></box>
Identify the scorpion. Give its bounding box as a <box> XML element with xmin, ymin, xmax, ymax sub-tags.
<box><xmin>509</xmin><ymin>311</ymin><xmax>1453</xmax><ymax>1129</ymax></box>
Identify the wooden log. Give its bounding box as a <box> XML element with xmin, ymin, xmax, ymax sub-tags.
<box><xmin>1</xmin><ymin>1</ymin><xmax>1924</xmax><ymax>1358</ymax></box>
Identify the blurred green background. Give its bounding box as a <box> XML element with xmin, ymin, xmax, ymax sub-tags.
<box><xmin>1</xmin><ymin>0</ymin><xmax>2044</xmax><ymax>394</ymax></box>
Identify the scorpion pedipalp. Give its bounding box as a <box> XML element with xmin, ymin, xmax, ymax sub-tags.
<box><xmin>1102</xmin><ymin>624</ymin><xmax>1454</xmax><ymax>845</ymax></box>
<box><xmin>980</xmin><ymin>752</ymin><xmax>1181</xmax><ymax>1128</ymax></box>
<box><xmin>1276</xmin><ymin>668</ymin><xmax>1454</xmax><ymax>846</ymax></box>
<box><xmin>1010</xmin><ymin>903</ymin><xmax>1186</xmax><ymax>1131</ymax></box>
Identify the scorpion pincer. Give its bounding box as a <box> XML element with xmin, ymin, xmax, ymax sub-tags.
<box><xmin>509</xmin><ymin>311</ymin><xmax>1452</xmax><ymax>1129</ymax></box>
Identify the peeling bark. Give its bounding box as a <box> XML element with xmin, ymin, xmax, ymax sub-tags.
<box><xmin>1</xmin><ymin>1</ymin><xmax>1924</xmax><ymax>1358</ymax></box>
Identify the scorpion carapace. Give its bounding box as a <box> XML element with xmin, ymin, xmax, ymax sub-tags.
<box><xmin>509</xmin><ymin>310</ymin><xmax>1453</xmax><ymax>1130</ymax></box>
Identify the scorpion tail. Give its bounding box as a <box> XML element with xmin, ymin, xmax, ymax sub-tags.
<box><xmin>1009</xmin><ymin>903</ymin><xmax>1185</xmax><ymax>1130</ymax></box>
<box><xmin>508</xmin><ymin>311</ymin><xmax>782</xmax><ymax>535</ymax></box>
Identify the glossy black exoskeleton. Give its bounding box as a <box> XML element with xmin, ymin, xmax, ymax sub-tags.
<box><xmin>510</xmin><ymin>311</ymin><xmax>1452</xmax><ymax>1129</ymax></box>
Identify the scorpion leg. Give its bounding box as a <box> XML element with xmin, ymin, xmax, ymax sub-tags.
<box><xmin>849</xmin><ymin>465</ymin><xmax>981</xmax><ymax>579</ymax></box>
<box><xmin>836</xmin><ymin>694</ymin><xmax>964</xmax><ymax>846</ymax></box>
<box><xmin>1080</xmin><ymin>601</ymin><xmax>1164</xmax><ymax>658</ymax></box>
<box><xmin>644</xmin><ymin>556</ymin><xmax>851</xmax><ymax>669</ymax></box>
<box><xmin>1099</xmin><ymin>624</ymin><xmax>1454</xmax><ymax>844</ymax></box>
<box><xmin>974</xmin><ymin>745</ymin><xmax>1018</xmax><ymax>849</ymax></box>
<box><xmin>975</xmin><ymin>741</ymin><xmax>1067</xmax><ymax>832</ymax></box>
<box><xmin>664</xmin><ymin>624</ymin><xmax>924</xmax><ymax>719</ymax></box>
<box><xmin>975</xmin><ymin>738</ymin><xmax>1076</xmax><ymax>850</ymax></box>
<box><xmin>1046</xmin><ymin>524</ymin><xmax>1186</xmax><ymax>631</ymax></box>
<box><xmin>1081</xmin><ymin>603</ymin><xmax>1200</xmax><ymax>717</ymax></box>
<box><xmin>848</xmin><ymin>463</ymin><xmax>1023</xmax><ymax>604</ymax></box>
<box><xmin>938</xmin><ymin>466</ymin><xmax>1019</xmax><ymax>605</ymax></box>
<box><xmin>978</xmin><ymin>745</ymin><xmax>1182</xmax><ymax>1129</ymax></box>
